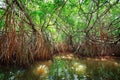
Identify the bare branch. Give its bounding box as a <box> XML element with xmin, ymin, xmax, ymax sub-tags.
<box><xmin>87</xmin><ymin>0</ymin><xmax>119</xmax><ymax>33</ymax></box>
<box><xmin>13</xmin><ymin>0</ymin><xmax>37</xmax><ymax>32</ymax></box>
<box><xmin>108</xmin><ymin>16</ymin><xmax>120</xmax><ymax>29</ymax></box>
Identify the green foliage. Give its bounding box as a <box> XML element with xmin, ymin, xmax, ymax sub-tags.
<box><xmin>0</xmin><ymin>1</ymin><xmax>120</xmax><ymax>60</ymax></box>
<box><xmin>54</xmin><ymin>0</ymin><xmax>65</xmax><ymax>7</ymax></box>
<box><xmin>0</xmin><ymin>0</ymin><xmax>119</xmax><ymax>43</ymax></box>
<box><xmin>0</xmin><ymin>73</ymin><xmax>4</xmax><ymax>80</ymax></box>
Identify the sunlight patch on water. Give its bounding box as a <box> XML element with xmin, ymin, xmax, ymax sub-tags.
<box><xmin>114</xmin><ymin>62</ymin><xmax>119</xmax><ymax>66</ymax></box>
<box><xmin>72</xmin><ymin>62</ymin><xmax>86</xmax><ymax>74</ymax></box>
<box><xmin>33</xmin><ymin>64</ymin><xmax>49</xmax><ymax>79</ymax></box>
<box><xmin>33</xmin><ymin>60</ymin><xmax>52</xmax><ymax>75</ymax></box>
<box><xmin>54</xmin><ymin>53</ymin><xmax>75</xmax><ymax>60</ymax></box>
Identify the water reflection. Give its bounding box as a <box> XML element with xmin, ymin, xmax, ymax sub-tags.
<box><xmin>0</xmin><ymin>56</ymin><xmax>120</xmax><ymax>80</ymax></box>
<box><xmin>34</xmin><ymin>65</ymin><xmax>48</xmax><ymax>75</ymax></box>
<box><xmin>32</xmin><ymin>61</ymin><xmax>52</xmax><ymax>80</ymax></box>
<box><xmin>72</xmin><ymin>62</ymin><xmax>86</xmax><ymax>74</ymax></box>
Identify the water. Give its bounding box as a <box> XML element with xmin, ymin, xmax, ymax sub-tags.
<box><xmin>0</xmin><ymin>54</ymin><xmax>120</xmax><ymax>80</ymax></box>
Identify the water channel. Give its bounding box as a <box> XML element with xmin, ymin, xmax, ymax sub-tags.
<box><xmin>0</xmin><ymin>54</ymin><xmax>120</xmax><ymax>80</ymax></box>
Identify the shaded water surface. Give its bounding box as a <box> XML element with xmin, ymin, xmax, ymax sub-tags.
<box><xmin>0</xmin><ymin>54</ymin><xmax>120</xmax><ymax>80</ymax></box>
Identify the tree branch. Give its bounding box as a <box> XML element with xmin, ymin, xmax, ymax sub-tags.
<box><xmin>13</xmin><ymin>0</ymin><xmax>37</xmax><ymax>32</ymax></box>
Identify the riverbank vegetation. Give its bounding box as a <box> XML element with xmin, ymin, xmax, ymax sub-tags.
<box><xmin>0</xmin><ymin>0</ymin><xmax>120</xmax><ymax>66</ymax></box>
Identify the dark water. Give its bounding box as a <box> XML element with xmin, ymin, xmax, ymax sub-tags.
<box><xmin>0</xmin><ymin>54</ymin><xmax>120</xmax><ymax>80</ymax></box>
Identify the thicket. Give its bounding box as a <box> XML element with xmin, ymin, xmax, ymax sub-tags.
<box><xmin>0</xmin><ymin>0</ymin><xmax>120</xmax><ymax>65</ymax></box>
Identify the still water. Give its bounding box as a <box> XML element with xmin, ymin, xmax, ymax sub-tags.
<box><xmin>0</xmin><ymin>54</ymin><xmax>120</xmax><ymax>80</ymax></box>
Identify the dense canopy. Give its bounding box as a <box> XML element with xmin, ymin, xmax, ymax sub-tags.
<box><xmin>0</xmin><ymin>0</ymin><xmax>120</xmax><ymax>65</ymax></box>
